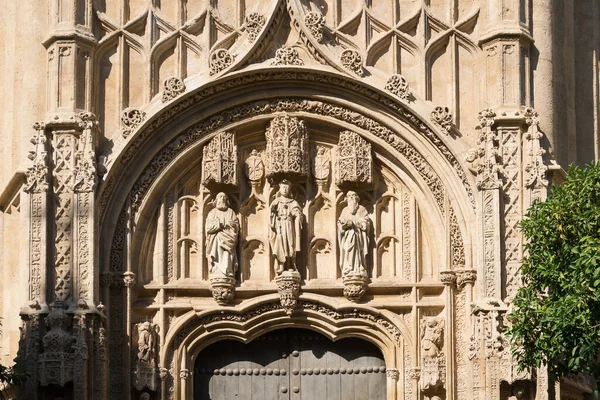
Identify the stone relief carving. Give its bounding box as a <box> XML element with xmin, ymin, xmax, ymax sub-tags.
<box><xmin>161</xmin><ymin>77</ymin><xmax>186</xmax><ymax>103</ymax></box>
<box><xmin>270</xmin><ymin>180</ymin><xmax>303</xmax><ymax>275</ymax></box>
<box><xmin>431</xmin><ymin>106</ymin><xmax>453</xmax><ymax>133</ymax></box>
<box><xmin>420</xmin><ymin>318</ymin><xmax>445</xmax><ymax>396</ymax></box>
<box><xmin>209</xmin><ymin>49</ymin><xmax>235</xmax><ymax>75</ymax></box>
<box><xmin>271</xmin><ymin>46</ymin><xmax>304</xmax><ymax>66</ymax></box>
<box><xmin>245</xmin><ymin>12</ymin><xmax>266</xmax><ymax>42</ymax></box>
<box><xmin>133</xmin><ymin>321</ymin><xmax>159</xmax><ymax>391</ymax></box>
<box><xmin>523</xmin><ymin>108</ymin><xmax>548</xmax><ymax>199</ymax></box>
<box><xmin>265</xmin><ymin>114</ymin><xmax>309</xmax><ymax>180</ymax></box>
<box><xmin>335</xmin><ymin>130</ymin><xmax>372</xmax><ymax>186</ymax></box>
<box><xmin>340</xmin><ymin>49</ymin><xmax>363</xmax><ymax>76</ymax></box>
<box><xmin>122</xmin><ymin>107</ymin><xmax>146</xmax><ymax>138</ymax></box>
<box><xmin>304</xmin><ymin>11</ymin><xmax>325</xmax><ymax>42</ymax></box>
<box><xmin>201</xmin><ymin>131</ymin><xmax>238</xmax><ymax>187</ymax></box>
<box><xmin>206</xmin><ymin>193</ymin><xmax>239</xmax><ymax>305</ymax></box>
<box><xmin>311</xmin><ymin>145</ymin><xmax>330</xmax><ymax>192</ymax></box>
<box><xmin>385</xmin><ymin>75</ymin><xmax>412</xmax><ymax>101</ymax></box>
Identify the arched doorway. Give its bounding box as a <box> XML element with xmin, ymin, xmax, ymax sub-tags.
<box><xmin>193</xmin><ymin>328</ymin><xmax>387</xmax><ymax>399</ymax></box>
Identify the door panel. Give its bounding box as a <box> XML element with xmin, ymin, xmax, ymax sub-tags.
<box><xmin>193</xmin><ymin>329</ymin><xmax>386</xmax><ymax>400</ymax></box>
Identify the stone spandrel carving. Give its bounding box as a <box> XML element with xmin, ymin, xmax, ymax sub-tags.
<box><xmin>335</xmin><ymin>130</ymin><xmax>372</xmax><ymax>186</ymax></box>
<box><xmin>121</xmin><ymin>107</ymin><xmax>146</xmax><ymax>138</ymax></box>
<box><xmin>265</xmin><ymin>114</ymin><xmax>309</xmax><ymax>180</ymax></box>
<box><xmin>133</xmin><ymin>321</ymin><xmax>159</xmax><ymax>391</ymax></box>
<box><xmin>270</xmin><ymin>180</ymin><xmax>303</xmax><ymax>275</ymax></box>
<box><xmin>206</xmin><ymin>192</ymin><xmax>239</xmax><ymax>305</ymax></box>
<box><xmin>385</xmin><ymin>74</ymin><xmax>412</xmax><ymax>101</ymax></box>
<box><xmin>271</xmin><ymin>46</ymin><xmax>304</xmax><ymax>66</ymax></box>
<box><xmin>245</xmin><ymin>12</ymin><xmax>266</xmax><ymax>42</ymax></box>
<box><xmin>161</xmin><ymin>77</ymin><xmax>186</xmax><ymax>103</ymax></box>
<box><xmin>304</xmin><ymin>11</ymin><xmax>326</xmax><ymax>42</ymax></box>
<box><xmin>340</xmin><ymin>49</ymin><xmax>363</xmax><ymax>76</ymax></box>
<box><xmin>202</xmin><ymin>131</ymin><xmax>238</xmax><ymax>187</ymax></box>
<box><xmin>420</xmin><ymin>318</ymin><xmax>445</xmax><ymax>396</ymax></box>
<box><xmin>431</xmin><ymin>106</ymin><xmax>453</xmax><ymax>133</ymax></box>
<box><xmin>209</xmin><ymin>49</ymin><xmax>235</xmax><ymax>76</ymax></box>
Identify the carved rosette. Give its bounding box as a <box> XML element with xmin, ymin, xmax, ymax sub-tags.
<box><xmin>202</xmin><ymin>131</ymin><xmax>238</xmax><ymax>186</ymax></box>
<box><xmin>275</xmin><ymin>270</ymin><xmax>301</xmax><ymax>315</ymax></box>
<box><xmin>385</xmin><ymin>75</ymin><xmax>411</xmax><ymax>100</ymax></box>
<box><xmin>342</xmin><ymin>275</ymin><xmax>367</xmax><ymax>302</ymax></box>
<box><xmin>209</xmin><ymin>49</ymin><xmax>235</xmax><ymax>75</ymax></box>
<box><xmin>265</xmin><ymin>114</ymin><xmax>309</xmax><ymax>180</ymax></box>
<box><xmin>210</xmin><ymin>277</ymin><xmax>236</xmax><ymax>305</ymax></box>
<box><xmin>340</xmin><ymin>49</ymin><xmax>363</xmax><ymax>76</ymax></box>
<box><xmin>121</xmin><ymin>107</ymin><xmax>146</xmax><ymax>138</ymax></box>
<box><xmin>335</xmin><ymin>130</ymin><xmax>372</xmax><ymax>186</ymax></box>
<box><xmin>162</xmin><ymin>77</ymin><xmax>186</xmax><ymax>102</ymax></box>
<box><xmin>431</xmin><ymin>106</ymin><xmax>453</xmax><ymax>133</ymax></box>
<box><xmin>245</xmin><ymin>13</ymin><xmax>266</xmax><ymax>42</ymax></box>
<box><xmin>271</xmin><ymin>46</ymin><xmax>304</xmax><ymax>66</ymax></box>
<box><xmin>304</xmin><ymin>11</ymin><xmax>325</xmax><ymax>42</ymax></box>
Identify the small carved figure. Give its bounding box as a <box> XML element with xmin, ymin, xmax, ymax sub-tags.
<box><xmin>205</xmin><ymin>192</ymin><xmax>239</xmax><ymax>278</ymax></box>
<box><xmin>137</xmin><ymin>321</ymin><xmax>156</xmax><ymax>362</ymax></box>
<box><xmin>270</xmin><ymin>180</ymin><xmax>302</xmax><ymax>274</ymax></box>
<box><xmin>420</xmin><ymin>318</ymin><xmax>445</xmax><ymax>393</ymax></box>
<box><xmin>337</xmin><ymin>191</ymin><xmax>370</xmax><ymax>278</ymax></box>
<box><xmin>134</xmin><ymin>321</ymin><xmax>159</xmax><ymax>391</ymax></box>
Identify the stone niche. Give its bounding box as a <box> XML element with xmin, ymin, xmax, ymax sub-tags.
<box><xmin>135</xmin><ymin>116</ymin><xmax>441</xmax><ymax>296</ymax></box>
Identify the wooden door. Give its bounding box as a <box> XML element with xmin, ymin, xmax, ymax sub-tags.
<box><xmin>194</xmin><ymin>328</ymin><xmax>386</xmax><ymax>400</ymax></box>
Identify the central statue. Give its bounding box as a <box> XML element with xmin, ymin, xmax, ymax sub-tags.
<box><xmin>269</xmin><ymin>180</ymin><xmax>303</xmax><ymax>274</ymax></box>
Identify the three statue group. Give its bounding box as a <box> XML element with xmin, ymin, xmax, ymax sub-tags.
<box><xmin>205</xmin><ymin>180</ymin><xmax>370</xmax><ymax>281</ymax></box>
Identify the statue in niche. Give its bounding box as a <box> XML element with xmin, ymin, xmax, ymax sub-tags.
<box><xmin>337</xmin><ymin>191</ymin><xmax>370</xmax><ymax>278</ymax></box>
<box><xmin>270</xmin><ymin>180</ymin><xmax>302</xmax><ymax>274</ymax></box>
<box><xmin>205</xmin><ymin>192</ymin><xmax>239</xmax><ymax>278</ymax></box>
<box><xmin>134</xmin><ymin>321</ymin><xmax>159</xmax><ymax>391</ymax></box>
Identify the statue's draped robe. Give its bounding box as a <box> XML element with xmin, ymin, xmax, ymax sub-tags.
<box><xmin>270</xmin><ymin>196</ymin><xmax>302</xmax><ymax>266</ymax></box>
<box><xmin>337</xmin><ymin>205</ymin><xmax>369</xmax><ymax>277</ymax></box>
<box><xmin>205</xmin><ymin>207</ymin><xmax>239</xmax><ymax>277</ymax></box>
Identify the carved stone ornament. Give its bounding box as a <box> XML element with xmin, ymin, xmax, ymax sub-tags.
<box><xmin>161</xmin><ymin>77</ymin><xmax>186</xmax><ymax>103</ymax></box>
<box><xmin>264</xmin><ymin>114</ymin><xmax>309</xmax><ymax>180</ymax></box>
<box><xmin>340</xmin><ymin>49</ymin><xmax>363</xmax><ymax>76</ymax></box>
<box><xmin>439</xmin><ymin>270</ymin><xmax>456</xmax><ymax>286</ymax></box>
<box><xmin>456</xmin><ymin>269</ymin><xmax>477</xmax><ymax>289</ymax></box>
<box><xmin>385</xmin><ymin>74</ymin><xmax>411</xmax><ymax>100</ymax></box>
<box><xmin>245</xmin><ymin>12</ymin><xmax>266</xmax><ymax>42</ymax></box>
<box><xmin>312</xmin><ymin>145</ymin><xmax>331</xmax><ymax>190</ymax></box>
<box><xmin>209</xmin><ymin>277</ymin><xmax>236</xmax><ymax>305</ymax></box>
<box><xmin>271</xmin><ymin>46</ymin><xmax>304</xmax><ymax>66</ymax></box>
<box><xmin>245</xmin><ymin>149</ymin><xmax>264</xmax><ymax>182</ymax></box>
<box><xmin>386</xmin><ymin>368</ymin><xmax>399</xmax><ymax>381</ymax></box>
<box><xmin>38</xmin><ymin>306</ymin><xmax>75</xmax><ymax>387</ymax></box>
<box><xmin>475</xmin><ymin>108</ymin><xmax>502</xmax><ymax>190</ymax></box>
<box><xmin>72</xmin><ymin>121</ymin><xmax>98</xmax><ymax>193</ymax></box>
<box><xmin>275</xmin><ymin>270</ymin><xmax>301</xmax><ymax>315</ymax></box>
<box><xmin>121</xmin><ymin>107</ymin><xmax>146</xmax><ymax>138</ymax></box>
<box><xmin>304</xmin><ymin>11</ymin><xmax>325</xmax><ymax>42</ymax></box>
<box><xmin>25</xmin><ymin>122</ymin><xmax>49</xmax><ymax>194</ymax></box>
<box><xmin>420</xmin><ymin>318</ymin><xmax>445</xmax><ymax>394</ymax></box>
<box><xmin>523</xmin><ymin>108</ymin><xmax>549</xmax><ymax>192</ymax></box>
<box><xmin>209</xmin><ymin>48</ymin><xmax>235</xmax><ymax>75</ymax></box>
<box><xmin>342</xmin><ymin>275</ymin><xmax>367</xmax><ymax>302</ymax></box>
<box><xmin>431</xmin><ymin>106</ymin><xmax>453</xmax><ymax>133</ymax></box>
<box><xmin>133</xmin><ymin>321</ymin><xmax>159</xmax><ymax>391</ymax></box>
<box><xmin>201</xmin><ymin>131</ymin><xmax>238</xmax><ymax>186</ymax></box>
<box><xmin>335</xmin><ymin>130</ymin><xmax>372</xmax><ymax>186</ymax></box>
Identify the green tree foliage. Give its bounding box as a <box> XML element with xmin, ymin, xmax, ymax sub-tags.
<box><xmin>507</xmin><ymin>162</ymin><xmax>600</xmax><ymax>381</ymax></box>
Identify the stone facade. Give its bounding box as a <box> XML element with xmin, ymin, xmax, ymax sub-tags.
<box><xmin>0</xmin><ymin>0</ymin><xmax>599</xmax><ymax>399</ymax></box>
